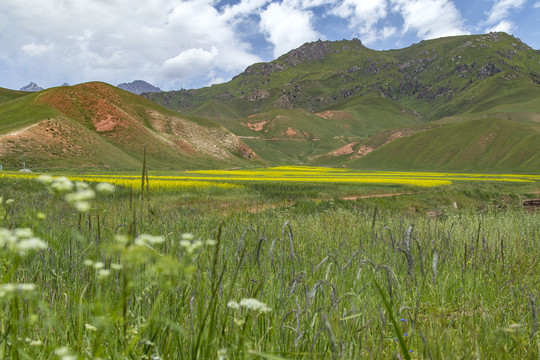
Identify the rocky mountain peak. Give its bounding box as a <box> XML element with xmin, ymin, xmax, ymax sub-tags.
<box><xmin>117</xmin><ymin>80</ymin><xmax>162</xmax><ymax>95</ymax></box>
<box><xmin>20</xmin><ymin>82</ymin><xmax>44</xmax><ymax>92</ymax></box>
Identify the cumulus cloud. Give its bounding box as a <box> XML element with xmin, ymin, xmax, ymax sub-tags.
<box><xmin>483</xmin><ymin>0</ymin><xmax>525</xmax><ymax>33</ymax></box>
<box><xmin>259</xmin><ymin>2</ymin><xmax>320</xmax><ymax>57</ymax></box>
<box><xmin>0</xmin><ymin>0</ymin><xmax>261</xmax><ymax>89</ymax></box>
<box><xmin>391</xmin><ymin>0</ymin><xmax>469</xmax><ymax>39</ymax></box>
<box><xmin>486</xmin><ymin>20</ymin><xmax>514</xmax><ymax>33</ymax></box>
<box><xmin>485</xmin><ymin>0</ymin><xmax>525</xmax><ymax>25</ymax></box>
<box><xmin>163</xmin><ymin>47</ymin><xmax>219</xmax><ymax>78</ymax></box>
<box><xmin>21</xmin><ymin>42</ymin><xmax>54</xmax><ymax>57</ymax></box>
<box><xmin>330</xmin><ymin>0</ymin><xmax>389</xmax><ymax>44</ymax></box>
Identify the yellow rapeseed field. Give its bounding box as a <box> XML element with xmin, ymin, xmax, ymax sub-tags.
<box><xmin>2</xmin><ymin>166</ymin><xmax>538</xmax><ymax>191</ymax></box>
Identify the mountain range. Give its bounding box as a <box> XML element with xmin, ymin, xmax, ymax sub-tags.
<box><xmin>1</xmin><ymin>32</ymin><xmax>540</xmax><ymax>172</ymax></box>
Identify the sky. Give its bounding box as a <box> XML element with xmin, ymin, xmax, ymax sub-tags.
<box><xmin>1</xmin><ymin>0</ymin><xmax>539</xmax><ymax>91</ymax></box>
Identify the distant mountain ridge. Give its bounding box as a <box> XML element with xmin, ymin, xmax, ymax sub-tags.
<box><xmin>117</xmin><ymin>80</ymin><xmax>162</xmax><ymax>95</ymax></box>
<box><xmin>20</xmin><ymin>82</ymin><xmax>44</xmax><ymax>92</ymax></box>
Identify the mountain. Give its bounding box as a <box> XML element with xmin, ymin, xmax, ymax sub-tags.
<box><xmin>20</xmin><ymin>82</ymin><xmax>44</xmax><ymax>92</ymax></box>
<box><xmin>144</xmin><ymin>32</ymin><xmax>540</xmax><ymax>172</ymax></box>
<box><xmin>0</xmin><ymin>82</ymin><xmax>260</xmax><ymax>170</ymax></box>
<box><xmin>117</xmin><ymin>80</ymin><xmax>162</xmax><ymax>95</ymax></box>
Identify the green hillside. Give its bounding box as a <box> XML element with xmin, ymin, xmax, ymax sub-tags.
<box><xmin>0</xmin><ymin>83</ymin><xmax>261</xmax><ymax>170</ymax></box>
<box><xmin>0</xmin><ymin>87</ymin><xmax>28</xmax><ymax>104</ymax></box>
<box><xmin>142</xmin><ymin>32</ymin><xmax>540</xmax><ymax>172</ymax></box>
<box><xmin>146</xmin><ymin>32</ymin><xmax>540</xmax><ymax>121</ymax></box>
<box><xmin>346</xmin><ymin>118</ymin><xmax>540</xmax><ymax>172</ymax></box>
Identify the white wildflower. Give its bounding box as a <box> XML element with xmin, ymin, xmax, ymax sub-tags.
<box><xmin>179</xmin><ymin>240</ymin><xmax>191</xmax><ymax>248</ymax></box>
<box><xmin>188</xmin><ymin>240</ymin><xmax>203</xmax><ymax>253</ymax></box>
<box><xmin>83</xmin><ymin>259</ymin><xmax>94</xmax><ymax>267</ymax></box>
<box><xmin>96</xmin><ymin>182</ymin><xmax>116</xmax><ymax>194</ymax></box>
<box><xmin>205</xmin><ymin>239</ymin><xmax>218</xmax><ymax>246</ymax></box>
<box><xmin>85</xmin><ymin>323</ymin><xmax>97</xmax><ymax>332</ymax></box>
<box><xmin>97</xmin><ymin>269</ymin><xmax>111</xmax><ymax>279</ymax></box>
<box><xmin>54</xmin><ymin>346</ymin><xmax>77</xmax><ymax>360</ymax></box>
<box><xmin>0</xmin><ymin>284</ymin><xmax>17</xmax><ymax>297</ymax></box>
<box><xmin>5</xmin><ymin>199</ymin><xmax>14</xmax><ymax>205</ymax></box>
<box><xmin>115</xmin><ymin>234</ymin><xmax>129</xmax><ymax>244</ymax></box>
<box><xmin>181</xmin><ymin>233</ymin><xmax>194</xmax><ymax>241</ymax></box>
<box><xmin>134</xmin><ymin>234</ymin><xmax>164</xmax><ymax>246</ymax></box>
<box><xmin>111</xmin><ymin>263</ymin><xmax>123</xmax><ymax>270</ymax></box>
<box><xmin>14</xmin><ymin>228</ymin><xmax>33</xmax><ymax>238</ymax></box>
<box><xmin>239</xmin><ymin>298</ymin><xmax>272</xmax><ymax>312</ymax></box>
<box><xmin>218</xmin><ymin>348</ymin><xmax>228</xmax><ymax>360</ymax></box>
<box><xmin>75</xmin><ymin>181</ymin><xmax>90</xmax><ymax>191</ymax></box>
<box><xmin>0</xmin><ymin>283</ymin><xmax>36</xmax><ymax>297</ymax></box>
<box><xmin>65</xmin><ymin>189</ymin><xmax>95</xmax><ymax>204</ymax></box>
<box><xmin>36</xmin><ymin>174</ymin><xmax>53</xmax><ymax>185</ymax></box>
<box><xmin>227</xmin><ymin>301</ymin><xmax>240</xmax><ymax>310</ymax></box>
<box><xmin>0</xmin><ymin>229</ymin><xmax>15</xmax><ymax>246</ymax></box>
<box><xmin>18</xmin><ymin>283</ymin><xmax>37</xmax><ymax>292</ymax></box>
<box><xmin>50</xmin><ymin>177</ymin><xmax>74</xmax><ymax>193</ymax></box>
<box><xmin>73</xmin><ymin>201</ymin><xmax>91</xmax><ymax>213</ymax></box>
<box><xmin>93</xmin><ymin>262</ymin><xmax>105</xmax><ymax>270</ymax></box>
<box><xmin>15</xmin><ymin>237</ymin><xmax>48</xmax><ymax>255</ymax></box>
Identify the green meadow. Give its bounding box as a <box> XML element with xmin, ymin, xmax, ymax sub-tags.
<box><xmin>1</xmin><ymin>168</ymin><xmax>539</xmax><ymax>359</ymax></box>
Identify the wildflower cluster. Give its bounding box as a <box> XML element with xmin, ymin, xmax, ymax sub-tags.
<box><xmin>179</xmin><ymin>233</ymin><xmax>217</xmax><ymax>253</ymax></box>
<box><xmin>84</xmin><ymin>259</ymin><xmax>122</xmax><ymax>280</ymax></box>
<box><xmin>37</xmin><ymin>174</ymin><xmax>115</xmax><ymax>213</ymax></box>
<box><xmin>0</xmin><ymin>283</ymin><xmax>37</xmax><ymax>298</ymax></box>
<box><xmin>0</xmin><ymin>228</ymin><xmax>48</xmax><ymax>256</ymax></box>
<box><xmin>227</xmin><ymin>298</ymin><xmax>272</xmax><ymax>313</ymax></box>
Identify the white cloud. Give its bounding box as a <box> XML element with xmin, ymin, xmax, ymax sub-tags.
<box><xmin>485</xmin><ymin>0</ymin><xmax>525</xmax><ymax>25</ymax></box>
<box><xmin>535</xmin><ymin>1</ymin><xmax>540</xmax><ymax>8</ymax></box>
<box><xmin>382</xmin><ymin>26</ymin><xmax>397</xmax><ymax>38</ymax></box>
<box><xmin>330</xmin><ymin>0</ymin><xmax>389</xmax><ymax>43</ymax></box>
<box><xmin>163</xmin><ymin>47</ymin><xmax>219</xmax><ymax>78</ymax></box>
<box><xmin>486</xmin><ymin>20</ymin><xmax>515</xmax><ymax>34</ymax></box>
<box><xmin>21</xmin><ymin>42</ymin><xmax>54</xmax><ymax>57</ymax></box>
<box><xmin>259</xmin><ymin>2</ymin><xmax>320</xmax><ymax>58</ymax></box>
<box><xmin>0</xmin><ymin>0</ymin><xmax>261</xmax><ymax>90</ymax></box>
<box><xmin>391</xmin><ymin>0</ymin><xmax>469</xmax><ymax>39</ymax></box>
<box><xmin>221</xmin><ymin>0</ymin><xmax>269</xmax><ymax>21</ymax></box>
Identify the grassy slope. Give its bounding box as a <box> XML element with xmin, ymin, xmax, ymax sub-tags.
<box><xmin>0</xmin><ymin>92</ymin><xmax>60</xmax><ymax>134</ymax></box>
<box><xmin>0</xmin><ymin>87</ymin><xmax>29</xmax><ymax>104</ymax></box>
<box><xmin>210</xmin><ymin>94</ymin><xmax>421</xmax><ymax>164</ymax></box>
<box><xmin>0</xmin><ymin>83</ymin><xmax>261</xmax><ymax>170</ymax></box>
<box><xmin>346</xmin><ymin>117</ymin><xmax>540</xmax><ymax>172</ymax></box>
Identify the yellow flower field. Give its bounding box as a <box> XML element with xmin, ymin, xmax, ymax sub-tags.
<box><xmin>2</xmin><ymin>166</ymin><xmax>539</xmax><ymax>190</ymax></box>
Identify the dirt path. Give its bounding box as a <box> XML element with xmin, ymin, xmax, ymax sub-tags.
<box><xmin>341</xmin><ymin>192</ymin><xmax>414</xmax><ymax>200</ymax></box>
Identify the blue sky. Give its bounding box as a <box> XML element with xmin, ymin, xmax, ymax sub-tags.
<box><xmin>1</xmin><ymin>0</ymin><xmax>539</xmax><ymax>91</ymax></box>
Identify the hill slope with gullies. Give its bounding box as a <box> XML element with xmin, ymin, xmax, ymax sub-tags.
<box><xmin>0</xmin><ymin>83</ymin><xmax>261</xmax><ymax>170</ymax></box>
<box><xmin>145</xmin><ymin>32</ymin><xmax>540</xmax><ymax>172</ymax></box>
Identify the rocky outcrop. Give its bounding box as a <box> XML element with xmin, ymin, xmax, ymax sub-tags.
<box><xmin>117</xmin><ymin>80</ymin><xmax>162</xmax><ymax>95</ymax></box>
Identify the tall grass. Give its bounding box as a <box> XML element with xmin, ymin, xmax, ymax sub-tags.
<box><xmin>0</xmin><ymin>177</ymin><xmax>539</xmax><ymax>359</ymax></box>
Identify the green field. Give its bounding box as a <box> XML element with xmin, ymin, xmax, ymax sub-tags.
<box><xmin>1</xmin><ymin>168</ymin><xmax>539</xmax><ymax>359</ymax></box>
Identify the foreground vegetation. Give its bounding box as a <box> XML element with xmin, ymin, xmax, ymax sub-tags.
<box><xmin>1</xmin><ymin>170</ymin><xmax>539</xmax><ymax>359</ymax></box>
